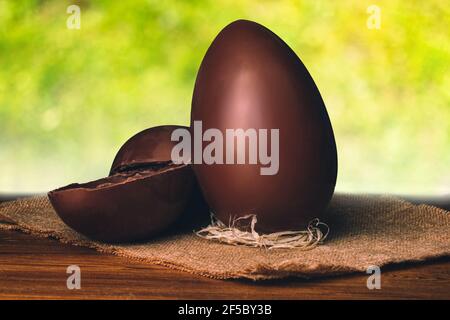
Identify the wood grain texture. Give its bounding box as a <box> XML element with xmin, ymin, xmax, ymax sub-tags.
<box><xmin>0</xmin><ymin>229</ymin><xmax>449</xmax><ymax>300</ymax></box>
<box><xmin>0</xmin><ymin>194</ymin><xmax>449</xmax><ymax>300</ymax></box>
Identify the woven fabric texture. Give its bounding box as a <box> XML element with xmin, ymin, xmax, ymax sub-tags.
<box><xmin>0</xmin><ymin>194</ymin><xmax>448</xmax><ymax>280</ymax></box>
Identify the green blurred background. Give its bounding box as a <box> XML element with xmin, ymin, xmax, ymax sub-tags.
<box><xmin>0</xmin><ymin>0</ymin><xmax>449</xmax><ymax>194</ymax></box>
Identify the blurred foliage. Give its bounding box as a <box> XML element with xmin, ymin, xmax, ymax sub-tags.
<box><xmin>0</xmin><ymin>0</ymin><xmax>449</xmax><ymax>194</ymax></box>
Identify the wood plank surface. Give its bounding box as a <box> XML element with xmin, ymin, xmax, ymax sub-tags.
<box><xmin>0</xmin><ymin>195</ymin><xmax>449</xmax><ymax>299</ymax></box>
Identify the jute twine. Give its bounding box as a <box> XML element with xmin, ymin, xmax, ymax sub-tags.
<box><xmin>196</xmin><ymin>214</ymin><xmax>329</xmax><ymax>249</ymax></box>
<box><xmin>0</xmin><ymin>194</ymin><xmax>449</xmax><ymax>280</ymax></box>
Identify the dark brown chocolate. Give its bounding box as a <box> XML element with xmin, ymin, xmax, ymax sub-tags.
<box><xmin>110</xmin><ymin>125</ymin><xmax>184</xmax><ymax>174</ymax></box>
<box><xmin>190</xmin><ymin>20</ymin><xmax>338</xmax><ymax>232</ymax></box>
<box><xmin>48</xmin><ymin>126</ymin><xmax>200</xmax><ymax>243</ymax></box>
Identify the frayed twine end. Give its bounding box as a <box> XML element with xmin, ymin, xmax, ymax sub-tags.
<box><xmin>195</xmin><ymin>213</ymin><xmax>329</xmax><ymax>250</ymax></box>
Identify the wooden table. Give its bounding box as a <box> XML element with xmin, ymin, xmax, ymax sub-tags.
<box><xmin>0</xmin><ymin>194</ymin><xmax>449</xmax><ymax>300</ymax></box>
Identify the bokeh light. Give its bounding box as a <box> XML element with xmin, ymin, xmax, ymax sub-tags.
<box><xmin>0</xmin><ymin>0</ymin><xmax>448</xmax><ymax>194</ymax></box>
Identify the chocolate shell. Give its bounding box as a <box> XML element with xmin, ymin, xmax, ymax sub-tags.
<box><xmin>48</xmin><ymin>126</ymin><xmax>197</xmax><ymax>242</ymax></box>
<box><xmin>190</xmin><ymin>20</ymin><xmax>338</xmax><ymax>232</ymax></box>
<box><xmin>111</xmin><ymin>125</ymin><xmax>182</xmax><ymax>174</ymax></box>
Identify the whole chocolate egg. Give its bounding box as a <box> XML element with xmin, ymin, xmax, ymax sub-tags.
<box><xmin>49</xmin><ymin>126</ymin><xmax>197</xmax><ymax>242</ymax></box>
<box><xmin>190</xmin><ymin>20</ymin><xmax>338</xmax><ymax>232</ymax></box>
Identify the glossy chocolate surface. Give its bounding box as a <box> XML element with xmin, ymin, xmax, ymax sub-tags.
<box><xmin>110</xmin><ymin>125</ymin><xmax>185</xmax><ymax>174</ymax></box>
<box><xmin>191</xmin><ymin>20</ymin><xmax>338</xmax><ymax>231</ymax></box>
<box><xmin>49</xmin><ymin>126</ymin><xmax>198</xmax><ymax>242</ymax></box>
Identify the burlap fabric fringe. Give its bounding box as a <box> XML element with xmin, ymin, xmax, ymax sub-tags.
<box><xmin>0</xmin><ymin>194</ymin><xmax>449</xmax><ymax>280</ymax></box>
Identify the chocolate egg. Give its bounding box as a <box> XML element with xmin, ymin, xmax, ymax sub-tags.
<box><xmin>190</xmin><ymin>20</ymin><xmax>338</xmax><ymax>232</ymax></box>
<box><xmin>110</xmin><ymin>125</ymin><xmax>182</xmax><ymax>174</ymax></box>
<box><xmin>49</xmin><ymin>126</ymin><xmax>196</xmax><ymax>242</ymax></box>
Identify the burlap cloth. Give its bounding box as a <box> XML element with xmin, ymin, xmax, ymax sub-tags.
<box><xmin>0</xmin><ymin>194</ymin><xmax>449</xmax><ymax>280</ymax></box>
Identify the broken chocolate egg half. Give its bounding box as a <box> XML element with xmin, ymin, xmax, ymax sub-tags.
<box><xmin>48</xmin><ymin>125</ymin><xmax>196</xmax><ymax>243</ymax></box>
